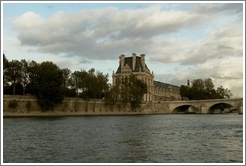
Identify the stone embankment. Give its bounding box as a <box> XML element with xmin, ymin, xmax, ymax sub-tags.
<box><xmin>3</xmin><ymin>95</ymin><xmax>165</xmax><ymax>117</ymax></box>
<box><xmin>3</xmin><ymin>95</ymin><xmax>243</xmax><ymax>117</ymax></box>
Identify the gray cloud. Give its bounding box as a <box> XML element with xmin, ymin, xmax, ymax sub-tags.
<box><xmin>10</xmin><ymin>3</ymin><xmax>243</xmax><ymax>69</ymax></box>
<box><xmin>79</xmin><ymin>59</ymin><xmax>91</xmax><ymax>64</ymax></box>
<box><xmin>188</xmin><ymin>3</ymin><xmax>243</xmax><ymax>15</ymax></box>
<box><xmin>153</xmin><ymin>55</ymin><xmax>243</xmax><ymax>97</ymax></box>
<box><xmin>148</xmin><ymin>23</ymin><xmax>242</xmax><ymax>65</ymax></box>
<box><xmin>217</xmin><ymin>44</ymin><xmax>233</xmax><ymax>50</ymax></box>
<box><xmin>10</xmin><ymin>3</ymin><xmax>241</xmax><ymax>61</ymax></box>
<box><xmin>5</xmin><ymin>3</ymin><xmax>243</xmax><ymax>98</ymax></box>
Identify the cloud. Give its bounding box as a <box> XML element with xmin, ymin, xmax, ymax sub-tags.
<box><xmin>79</xmin><ymin>59</ymin><xmax>91</xmax><ymax>64</ymax></box>
<box><xmin>149</xmin><ymin>24</ymin><xmax>243</xmax><ymax>65</ymax></box>
<box><xmin>217</xmin><ymin>44</ymin><xmax>233</xmax><ymax>50</ymax></box>
<box><xmin>154</xmin><ymin>55</ymin><xmax>243</xmax><ymax>97</ymax></box>
<box><xmin>10</xmin><ymin>3</ymin><xmax>243</xmax><ymax>62</ymax></box>
<box><xmin>4</xmin><ymin>3</ymin><xmax>243</xmax><ymax>98</ymax></box>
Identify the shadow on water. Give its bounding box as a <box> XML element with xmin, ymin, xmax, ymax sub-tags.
<box><xmin>29</xmin><ymin>116</ymin><xmax>66</xmax><ymax>121</ymax></box>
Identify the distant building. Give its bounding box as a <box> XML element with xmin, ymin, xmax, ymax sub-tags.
<box><xmin>112</xmin><ymin>53</ymin><xmax>181</xmax><ymax>101</ymax></box>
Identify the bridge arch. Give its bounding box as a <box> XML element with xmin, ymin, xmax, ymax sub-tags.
<box><xmin>171</xmin><ymin>105</ymin><xmax>200</xmax><ymax>114</ymax></box>
<box><xmin>208</xmin><ymin>102</ymin><xmax>236</xmax><ymax>113</ymax></box>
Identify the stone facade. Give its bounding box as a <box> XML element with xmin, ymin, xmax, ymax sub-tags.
<box><xmin>112</xmin><ymin>53</ymin><xmax>181</xmax><ymax>101</ymax></box>
<box><xmin>153</xmin><ymin>81</ymin><xmax>181</xmax><ymax>101</ymax></box>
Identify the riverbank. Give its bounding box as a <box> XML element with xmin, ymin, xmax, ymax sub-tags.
<box><xmin>3</xmin><ymin>111</ymin><xmax>162</xmax><ymax>118</ymax></box>
<box><xmin>3</xmin><ymin>95</ymin><xmax>243</xmax><ymax>117</ymax></box>
<box><xmin>3</xmin><ymin>95</ymin><xmax>160</xmax><ymax>117</ymax></box>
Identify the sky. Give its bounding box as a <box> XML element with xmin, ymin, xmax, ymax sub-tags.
<box><xmin>1</xmin><ymin>1</ymin><xmax>244</xmax><ymax>98</ymax></box>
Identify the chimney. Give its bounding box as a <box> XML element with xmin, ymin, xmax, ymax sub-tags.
<box><xmin>132</xmin><ymin>53</ymin><xmax>136</xmax><ymax>71</ymax></box>
<box><xmin>140</xmin><ymin>54</ymin><xmax>145</xmax><ymax>71</ymax></box>
<box><xmin>119</xmin><ymin>54</ymin><xmax>125</xmax><ymax>72</ymax></box>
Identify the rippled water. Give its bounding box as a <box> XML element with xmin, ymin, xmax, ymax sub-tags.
<box><xmin>3</xmin><ymin>114</ymin><xmax>243</xmax><ymax>163</ymax></box>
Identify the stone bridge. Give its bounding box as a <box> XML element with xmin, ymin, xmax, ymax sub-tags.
<box><xmin>142</xmin><ymin>98</ymin><xmax>243</xmax><ymax>114</ymax></box>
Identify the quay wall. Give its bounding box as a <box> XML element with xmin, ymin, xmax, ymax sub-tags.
<box><xmin>3</xmin><ymin>95</ymin><xmax>242</xmax><ymax>117</ymax></box>
<box><xmin>3</xmin><ymin>95</ymin><xmax>166</xmax><ymax>117</ymax></box>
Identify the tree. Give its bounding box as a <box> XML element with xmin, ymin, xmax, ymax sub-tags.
<box><xmin>105</xmin><ymin>82</ymin><xmax>121</xmax><ymax>103</ymax></box>
<box><xmin>20</xmin><ymin>59</ymin><xmax>30</xmax><ymax>95</ymax></box>
<box><xmin>61</xmin><ymin>68</ymin><xmax>73</xmax><ymax>97</ymax></box>
<box><xmin>204</xmin><ymin>78</ymin><xmax>218</xmax><ymax>99</ymax></box>
<box><xmin>28</xmin><ymin>61</ymin><xmax>64</xmax><ymax>111</ymax></box>
<box><xmin>26</xmin><ymin>60</ymin><xmax>39</xmax><ymax>95</ymax></box>
<box><xmin>180</xmin><ymin>85</ymin><xmax>190</xmax><ymax>100</ymax></box>
<box><xmin>95</xmin><ymin>72</ymin><xmax>109</xmax><ymax>99</ymax></box>
<box><xmin>204</xmin><ymin>78</ymin><xmax>214</xmax><ymax>92</ymax></box>
<box><xmin>180</xmin><ymin>78</ymin><xmax>233</xmax><ymax>100</ymax></box>
<box><xmin>186</xmin><ymin>79</ymin><xmax>205</xmax><ymax>100</ymax></box>
<box><xmin>216</xmin><ymin>86</ymin><xmax>232</xmax><ymax>99</ymax></box>
<box><xmin>127</xmin><ymin>75</ymin><xmax>147</xmax><ymax>109</ymax></box>
<box><xmin>69</xmin><ymin>70</ymin><xmax>88</xmax><ymax>97</ymax></box>
<box><xmin>61</xmin><ymin>68</ymin><xmax>71</xmax><ymax>88</ymax></box>
<box><xmin>5</xmin><ymin>60</ymin><xmax>22</xmax><ymax>95</ymax></box>
<box><xmin>83</xmin><ymin>69</ymin><xmax>97</xmax><ymax>99</ymax></box>
<box><xmin>68</xmin><ymin>69</ymin><xmax>109</xmax><ymax>100</ymax></box>
<box><xmin>106</xmin><ymin>74</ymin><xmax>147</xmax><ymax>109</ymax></box>
<box><xmin>3</xmin><ymin>54</ymin><xmax>9</xmax><ymax>87</ymax></box>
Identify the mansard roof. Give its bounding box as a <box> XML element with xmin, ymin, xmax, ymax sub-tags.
<box><xmin>116</xmin><ymin>56</ymin><xmax>150</xmax><ymax>73</ymax></box>
<box><xmin>154</xmin><ymin>80</ymin><xmax>180</xmax><ymax>91</ymax></box>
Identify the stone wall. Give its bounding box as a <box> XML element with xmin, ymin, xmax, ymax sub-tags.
<box><xmin>4</xmin><ymin>95</ymin><xmax>241</xmax><ymax>116</ymax></box>
<box><xmin>3</xmin><ymin>95</ymin><xmax>157</xmax><ymax>116</ymax></box>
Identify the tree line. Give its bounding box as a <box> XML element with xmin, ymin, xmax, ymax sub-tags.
<box><xmin>180</xmin><ymin>78</ymin><xmax>232</xmax><ymax>100</ymax></box>
<box><xmin>3</xmin><ymin>54</ymin><xmax>147</xmax><ymax>111</ymax></box>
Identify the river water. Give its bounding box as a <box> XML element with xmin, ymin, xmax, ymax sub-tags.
<box><xmin>3</xmin><ymin>114</ymin><xmax>244</xmax><ymax>163</ymax></box>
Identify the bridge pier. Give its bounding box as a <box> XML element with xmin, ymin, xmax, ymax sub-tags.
<box><xmin>200</xmin><ymin>103</ymin><xmax>208</xmax><ymax>114</ymax></box>
<box><xmin>238</xmin><ymin>105</ymin><xmax>243</xmax><ymax>114</ymax></box>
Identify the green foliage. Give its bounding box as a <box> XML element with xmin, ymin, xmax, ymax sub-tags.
<box><xmin>105</xmin><ymin>74</ymin><xmax>147</xmax><ymax>109</ymax></box>
<box><xmin>8</xmin><ymin>99</ymin><xmax>18</xmax><ymax>112</ymax></box>
<box><xmin>4</xmin><ymin>83</ymin><xmax>23</xmax><ymax>95</ymax></box>
<box><xmin>180</xmin><ymin>85</ymin><xmax>190</xmax><ymax>100</ymax></box>
<box><xmin>105</xmin><ymin>82</ymin><xmax>121</xmax><ymax>103</ymax></box>
<box><xmin>20</xmin><ymin>59</ymin><xmax>30</xmax><ymax>95</ymax></box>
<box><xmin>69</xmin><ymin>68</ymin><xmax>109</xmax><ymax>100</ymax></box>
<box><xmin>28</xmin><ymin>61</ymin><xmax>64</xmax><ymax>111</ymax></box>
<box><xmin>64</xmin><ymin>88</ymin><xmax>77</xmax><ymax>97</ymax></box>
<box><xmin>3</xmin><ymin>55</ymin><xmax>32</xmax><ymax>95</ymax></box>
<box><xmin>4</xmin><ymin>60</ymin><xmax>22</xmax><ymax>95</ymax></box>
<box><xmin>69</xmin><ymin>70</ymin><xmax>88</xmax><ymax>96</ymax></box>
<box><xmin>180</xmin><ymin>78</ymin><xmax>233</xmax><ymax>100</ymax></box>
<box><xmin>61</xmin><ymin>68</ymin><xmax>71</xmax><ymax>88</ymax></box>
<box><xmin>216</xmin><ymin>86</ymin><xmax>233</xmax><ymax>99</ymax></box>
<box><xmin>3</xmin><ymin>54</ymin><xmax>9</xmax><ymax>86</ymax></box>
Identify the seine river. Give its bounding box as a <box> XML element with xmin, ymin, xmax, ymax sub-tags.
<box><xmin>3</xmin><ymin>114</ymin><xmax>243</xmax><ymax>163</ymax></box>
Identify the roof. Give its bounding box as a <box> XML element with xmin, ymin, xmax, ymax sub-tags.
<box><xmin>154</xmin><ymin>80</ymin><xmax>180</xmax><ymax>90</ymax></box>
<box><xmin>116</xmin><ymin>56</ymin><xmax>150</xmax><ymax>73</ymax></box>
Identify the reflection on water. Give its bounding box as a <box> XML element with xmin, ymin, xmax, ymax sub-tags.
<box><xmin>3</xmin><ymin>114</ymin><xmax>243</xmax><ymax>163</ymax></box>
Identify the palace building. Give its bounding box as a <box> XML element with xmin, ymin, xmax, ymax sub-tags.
<box><xmin>112</xmin><ymin>53</ymin><xmax>181</xmax><ymax>101</ymax></box>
